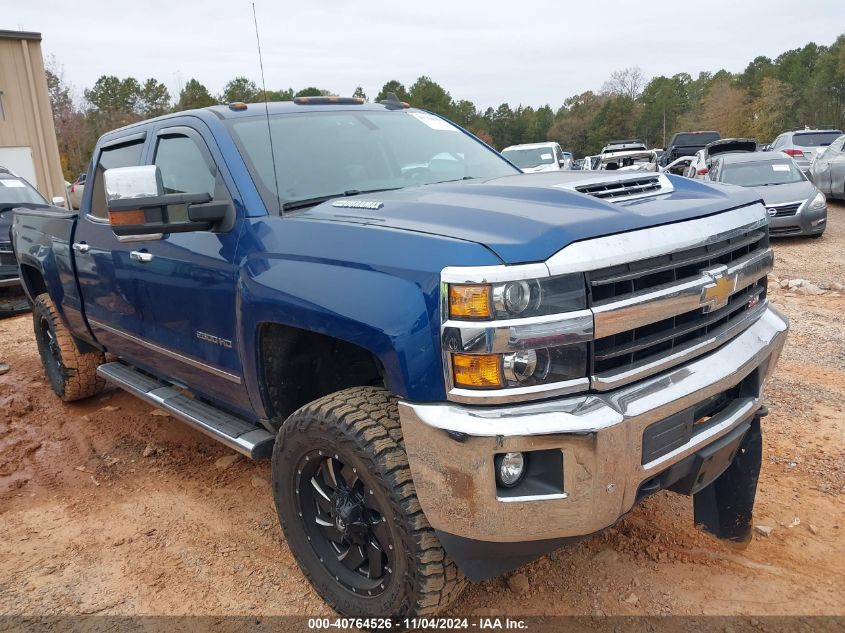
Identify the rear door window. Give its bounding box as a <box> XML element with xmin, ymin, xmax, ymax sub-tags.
<box><xmin>90</xmin><ymin>140</ymin><xmax>145</xmax><ymax>218</ymax></box>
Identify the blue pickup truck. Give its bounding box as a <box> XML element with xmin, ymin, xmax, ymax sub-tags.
<box><xmin>11</xmin><ymin>97</ymin><xmax>788</xmax><ymax>618</ymax></box>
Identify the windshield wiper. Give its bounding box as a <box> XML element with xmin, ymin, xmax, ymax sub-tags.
<box><xmin>282</xmin><ymin>187</ymin><xmax>402</xmax><ymax>212</ymax></box>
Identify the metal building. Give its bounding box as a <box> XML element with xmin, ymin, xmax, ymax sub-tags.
<box><xmin>0</xmin><ymin>30</ymin><xmax>65</xmax><ymax>202</ymax></box>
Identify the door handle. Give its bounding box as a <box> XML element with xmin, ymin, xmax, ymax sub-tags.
<box><xmin>72</xmin><ymin>242</ymin><xmax>90</xmax><ymax>254</ymax></box>
<box><xmin>129</xmin><ymin>251</ymin><xmax>154</xmax><ymax>263</ymax></box>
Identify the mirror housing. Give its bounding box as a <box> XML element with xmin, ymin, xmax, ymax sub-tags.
<box><xmin>104</xmin><ymin>165</ymin><xmax>226</xmax><ymax>236</ymax></box>
<box><xmin>51</xmin><ymin>196</ymin><xmax>67</xmax><ymax>208</ymax></box>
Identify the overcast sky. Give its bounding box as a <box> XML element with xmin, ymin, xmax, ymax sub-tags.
<box><xmin>7</xmin><ymin>1</ymin><xmax>845</xmax><ymax>109</ymax></box>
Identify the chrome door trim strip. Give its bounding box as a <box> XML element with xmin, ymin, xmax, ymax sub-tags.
<box><xmin>88</xmin><ymin>319</ymin><xmax>242</xmax><ymax>384</ymax></box>
<box><xmin>546</xmin><ymin>203</ymin><xmax>768</xmax><ymax>275</ymax></box>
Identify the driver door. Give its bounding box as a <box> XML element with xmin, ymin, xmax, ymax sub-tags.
<box><xmin>126</xmin><ymin>120</ymin><xmax>250</xmax><ymax>412</ymax></box>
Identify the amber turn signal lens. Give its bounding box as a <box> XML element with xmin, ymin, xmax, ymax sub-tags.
<box><xmin>108</xmin><ymin>210</ymin><xmax>146</xmax><ymax>226</ymax></box>
<box><xmin>452</xmin><ymin>353</ymin><xmax>503</xmax><ymax>388</ymax></box>
<box><xmin>449</xmin><ymin>284</ymin><xmax>491</xmax><ymax>319</ymax></box>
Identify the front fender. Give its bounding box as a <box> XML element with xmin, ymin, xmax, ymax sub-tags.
<box><xmin>237</xmin><ymin>218</ymin><xmax>501</xmax><ymax>417</ymax></box>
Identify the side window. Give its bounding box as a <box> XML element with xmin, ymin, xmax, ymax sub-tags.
<box><xmin>90</xmin><ymin>140</ymin><xmax>145</xmax><ymax>219</ymax></box>
<box><xmin>154</xmin><ymin>133</ymin><xmax>217</xmax><ymax>197</ymax></box>
<box><xmin>153</xmin><ymin>130</ymin><xmax>229</xmax><ymax>224</ymax></box>
<box><xmin>771</xmin><ymin>135</ymin><xmax>784</xmax><ymax>149</ymax></box>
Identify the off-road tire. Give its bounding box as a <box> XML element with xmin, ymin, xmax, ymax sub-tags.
<box><xmin>32</xmin><ymin>293</ymin><xmax>105</xmax><ymax>401</ymax></box>
<box><xmin>272</xmin><ymin>386</ymin><xmax>466</xmax><ymax>618</ymax></box>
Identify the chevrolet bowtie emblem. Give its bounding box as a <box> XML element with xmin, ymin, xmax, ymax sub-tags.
<box><xmin>700</xmin><ymin>266</ymin><xmax>737</xmax><ymax>312</ymax></box>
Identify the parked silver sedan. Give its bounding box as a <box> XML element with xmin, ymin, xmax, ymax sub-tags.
<box><xmin>809</xmin><ymin>133</ymin><xmax>845</xmax><ymax>201</ymax></box>
<box><xmin>709</xmin><ymin>151</ymin><xmax>826</xmax><ymax>238</ymax></box>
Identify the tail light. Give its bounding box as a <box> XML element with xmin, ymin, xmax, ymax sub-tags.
<box><xmin>783</xmin><ymin>149</ymin><xmax>804</xmax><ymax>158</ymax></box>
<box><xmin>70</xmin><ymin>184</ymin><xmax>75</xmax><ymax>193</ymax></box>
<box><xmin>696</xmin><ymin>168</ymin><xmax>708</xmax><ymax>175</ymax></box>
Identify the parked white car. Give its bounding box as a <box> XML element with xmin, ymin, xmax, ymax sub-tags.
<box><xmin>501</xmin><ymin>142</ymin><xmax>571</xmax><ymax>172</ymax></box>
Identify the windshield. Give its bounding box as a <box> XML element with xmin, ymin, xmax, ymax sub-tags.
<box><xmin>0</xmin><ymin>174</ymin><xmax>48</xmax><ymax>207</ymax></box>
<box><xmin>227</xmin><ymin>110</ymin><xmax>518</xmax><ymax>212</ymax></box>
<box><xmin>719</xmin><ymin>159</ymin><xmax>805</xmax><ymax>187</ymax></box>
<box><xmin>672</xmin><ymin>132</ymin><xmax>720</xmax><ymax>147</ymax></box>
<box><xmin>501</xmin><ymin>147</ymin><xmax>556</xmax><ymax>169</ymax></box>
<box><xmin>793</xmin><ymin>131</ymin><xmax>843</xmax><ymax>147</ymax></box>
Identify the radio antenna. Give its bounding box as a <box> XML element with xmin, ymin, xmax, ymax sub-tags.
<box><xmin>252</xmin><ymin>2</ymin><xmax>283</xmax><ymax>216</ymax></box>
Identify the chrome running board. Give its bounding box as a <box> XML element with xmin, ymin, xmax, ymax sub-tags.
<box><xmin>97</xmin><ymin>362</ymin><xmax>274</xmax><ymax>459</ymax></box>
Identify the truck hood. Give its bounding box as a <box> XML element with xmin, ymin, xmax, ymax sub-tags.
<box><xmin>298</xmin><ymin>172</ymin><xmax>763</xmax><ymax>264</ymax></box>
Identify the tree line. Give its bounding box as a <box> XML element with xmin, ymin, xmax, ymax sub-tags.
<box><xmin>47</xmin><ymin>34</ymin><xmax>845</xmax><ymax>180</ymax></box>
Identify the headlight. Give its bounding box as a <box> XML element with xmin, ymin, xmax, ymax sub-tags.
<box><xmin>449</xmin><ymin>273</ymin><xmax>586</xmax><ymax>320</ymax></box>
<box><xmin>444</xmin><ymin>273</ymin><xmax>589</xmax><ymax>393</ymax></box>
<box><xmin>805</xmin><ymin>191</ymin><xmax>826</xmax><ymax>212</ymax></box>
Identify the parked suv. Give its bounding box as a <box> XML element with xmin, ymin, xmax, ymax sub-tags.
<box><xmin>770</xmin><ymin>127</ymin><xmax>844</xmax><ymax>173</ymax></box>
<box><xmin>11</xmin><ymin>99</ymin><xmax>788</xmax><ymax>619</ymax></box>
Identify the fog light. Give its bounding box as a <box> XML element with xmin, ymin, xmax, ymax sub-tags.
<box><xmin>495</xmin><ymin>452</ymin><xmax>526</xmax><ymax>487</ymax></box>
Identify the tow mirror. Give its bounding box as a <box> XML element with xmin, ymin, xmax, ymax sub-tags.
<box><xmin>104</xmin><ymin>165</ymin><xmax>228</xmax><ymax>236</ymax></box>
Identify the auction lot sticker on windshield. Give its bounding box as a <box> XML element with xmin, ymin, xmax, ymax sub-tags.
<box><xmin>0</xmin><ymin>179</ymin><xmax>26</xmax><ymax>187</ymax></box>
<box><xmin>409</xmin><ymin>112</ymin><xmax>457</xmax><ymax>131</ymax></box>
<box><xmin>541</xmin><ymin>153</ymin><xmax>553</xmax><ymax>160</ymax></box>
<box><xmin>772</xmin><ymin>164</ymin><xmax>790</xmax><ymax>171</ymax></box>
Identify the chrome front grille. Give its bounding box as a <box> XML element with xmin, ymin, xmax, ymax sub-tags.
<box><xmin>587</xmin><ymin>225</ymin><xmax>771</xmax><ymax>390</ymax></box>
<box><xmin>589</xmin><ymin>229</ymin><xmax>767</xmax><ymax>303</ymax></box>
<box><xmin>766</xmin><ymin>202</ymin><xmax>801</xmax><ymax>217</ymax></box>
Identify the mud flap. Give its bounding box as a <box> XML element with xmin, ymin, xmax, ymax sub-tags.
<box><xmin>693</xmin><ymin>409</ymin><xmax>764</xmax><ymax>545</ymax></box>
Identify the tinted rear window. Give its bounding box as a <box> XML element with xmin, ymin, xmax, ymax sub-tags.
<box><xmin>792</xmin><ymin>132</ymin><xmax>843</xmax><ymax>147</ymax></box>
<box><xmin>672</xmin><ymin>132</ymin><xmax>720</xmax><ymax>147</ymax></box>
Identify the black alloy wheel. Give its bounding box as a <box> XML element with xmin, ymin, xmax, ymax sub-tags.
<box><xmin>295</xmin><ymin>450</ymin><xmax>393</xmax><ymax>596</ymax></box>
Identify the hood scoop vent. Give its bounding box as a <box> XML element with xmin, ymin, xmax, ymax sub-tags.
<box><xmin>566</xmin><ymin>174</ymin><xmax>673</xmax><ymax>202</ymax></box>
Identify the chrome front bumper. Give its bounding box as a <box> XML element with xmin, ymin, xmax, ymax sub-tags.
<box><xmin>398</xmin><ymin>304</ymin><xmax>788</xmax><ymax>543</ymax></box>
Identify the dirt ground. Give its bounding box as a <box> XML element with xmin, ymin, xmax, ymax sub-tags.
<box><xmin>1</xmin><ymin>206</ymin><xmax>844</xmax><ymax>620</ymax></box>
